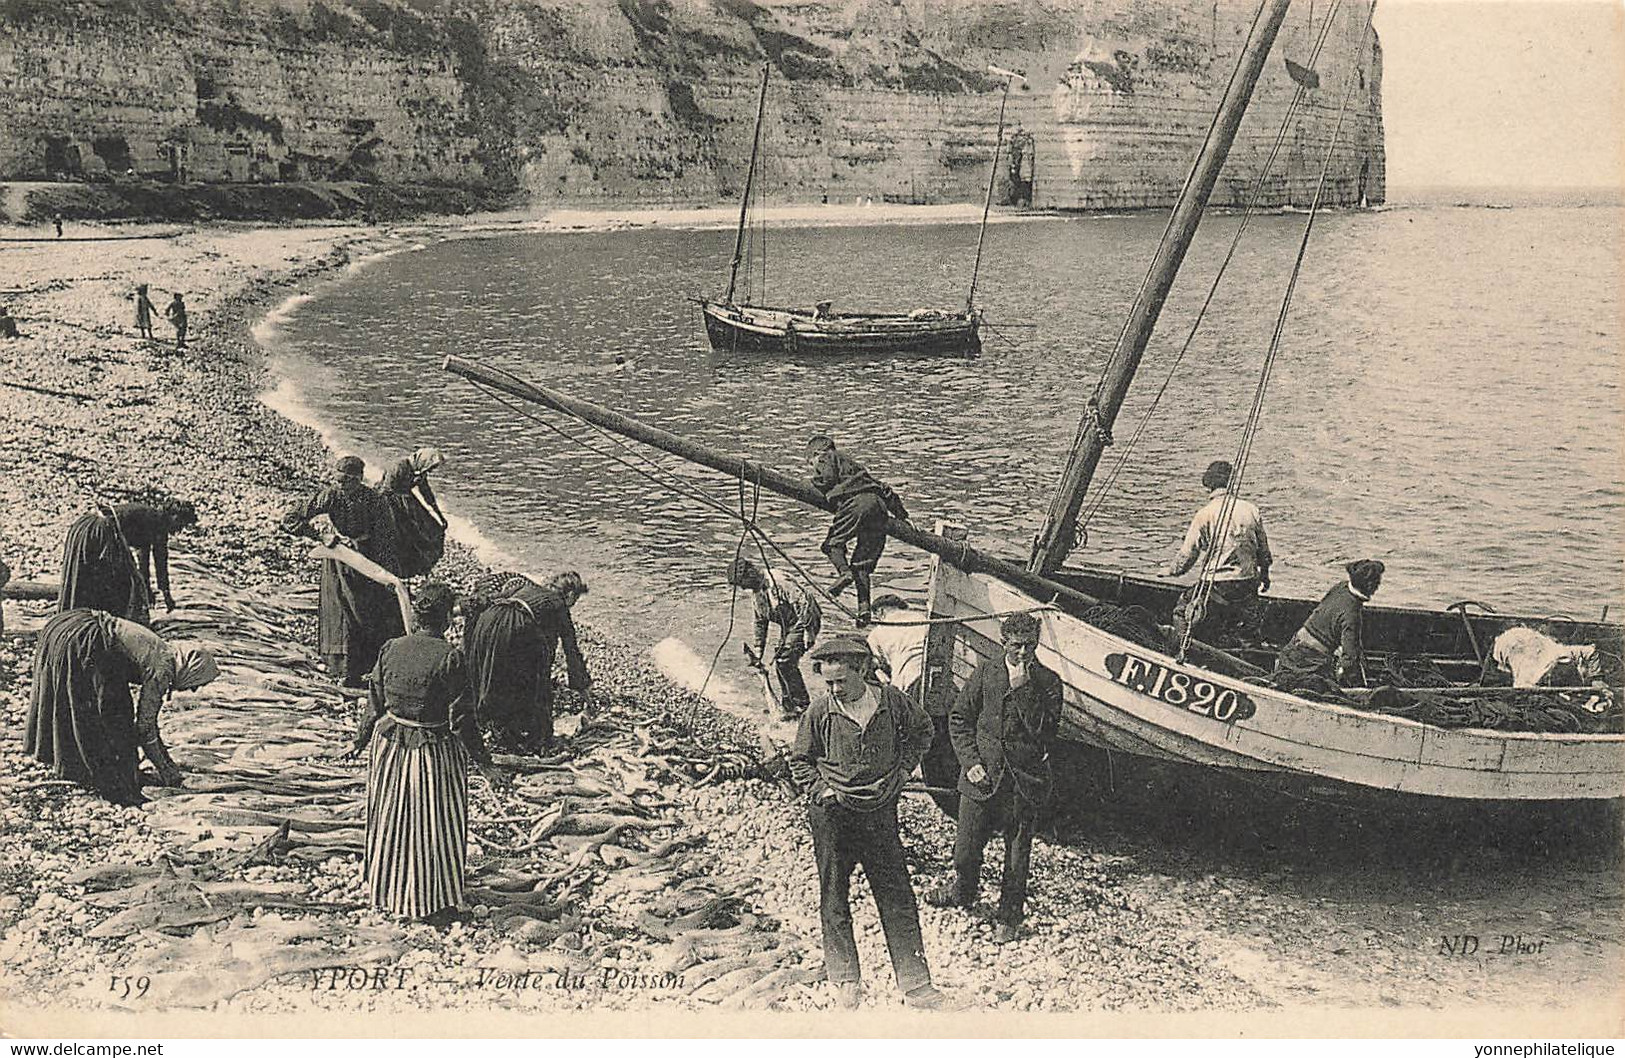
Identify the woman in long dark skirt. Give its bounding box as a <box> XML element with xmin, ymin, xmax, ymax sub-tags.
<box><xmin>380</xmin><ymin>448</ymin><xmax>448</xmax><ymax>579</ymax></box>
<box><xmin>465</xmin><ymin>571</ymin><xmax>591</xmax><ymax>753</ymax></box>
<box><xmin>25</xmin><ymin>609</ymin><xmax>219</xmax><ymax>805</ymax></box>
<box><xmin>58</xmin><ymin>499</ymin><xmax>198</xmax><ymax>622</ymax></box>
<box><xmin>281</xmin><ymin>455</ymin><xmax>403</xmax><ymax>687</ymax></box>
<box><xmin>348</xmin><ymin>583</ymin><xmax>496</xmax><ymax>921</ymax></box>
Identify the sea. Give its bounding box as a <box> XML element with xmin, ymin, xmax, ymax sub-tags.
<box><xmin>255</xmin><ymin>186</ymin><xmax>1624</xmax><ymax>696</ymax></box>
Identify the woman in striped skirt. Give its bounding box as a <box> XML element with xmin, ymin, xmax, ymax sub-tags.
<box><xmin>347</xmin><ymin>583</ymin><xmax>497</xmax><ymax>921</ymax></box>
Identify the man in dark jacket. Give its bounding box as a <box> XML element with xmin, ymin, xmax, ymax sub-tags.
<box><xmin>788</xmin><ymin>636</ymin><xmax>947</xmax><ymax>1010</ymax></box>
<box><xmin>806</xmin><ymin>435</ymin><xmax>908</xmax><ymax>625</ymax></box>
<box><xmin>928</xmin><ymin>611</ymin><xmax>1062</xmax><ymax>942</ymax></box>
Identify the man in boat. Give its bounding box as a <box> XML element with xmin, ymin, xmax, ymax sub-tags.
<box><xmin>788</xmin><ymin>636</ymin><xmax>947</xmax><ymax>1010</ymax></box>
<box><xmin>806</xmin><ymin>435</ymin><xmax>908</xmax><ymax>626</ymax></box>
<box><xmin>927</xmin><ymin>611</ymin><xmax>1062</xmax><ymax>942</ymax></box>
<box><xmin>1270</xmin><ymin>559</ymin><xmax>1384</xmax><ymax>691</ymax></box>
<box><xmin>281</xmin><ymin>455</ymin><xmax>404</xmax><ymax>688</ymax></box>
<box><xmin>727</xmin><ymin>557</ymin><xmax>822</xmax><ymax>721</ymax></box>
<box><xmin>1161</xmin><ymin>460</ymin><xmax>1272</xmax><ymax>648</ymax></box>
<box><xmin>867</xmin><ymin>594</ymin><xmax>958</xmax><ymax>814</ymax></box>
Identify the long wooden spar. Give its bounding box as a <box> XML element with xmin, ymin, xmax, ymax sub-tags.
<box><xmin>443</xmin><ymin>356</ymin><xmax>1098</xmax><ymax>604</ymax></box>
<box><xmin>440</xmin><ymin>356</ymin><xmax>1264</xmax><ymax>676</ymax></box>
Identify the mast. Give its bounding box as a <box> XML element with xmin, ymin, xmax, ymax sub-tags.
<box><xmin>966</xmin><ymin>67</ymin><xmax>1023</xmax><ymax>315</ymax></box>
<box><xmin>1027</xmin><ymin>0</ymin><xmax>1294</xmax><ymax>575</ymax></box>
<box><xmin>725</xmin><ymin>63</ymin><xmax>772</xmax><ymax>307</ymax></box>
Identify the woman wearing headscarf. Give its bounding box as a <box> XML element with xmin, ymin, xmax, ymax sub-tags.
<box><xmin>1270</xmin><ymin>559</ymin><xmax>1385</xmax><ymax>692</ymax></box>
<box><xmin>59</xmin><ymin>499</ymin><xmax>199</xmax><ymax>623</ymax></box>
<box><xmin>347</xmin><ymin>583</ymin><xmax>494</xmax><ymax>921</ymax></box>
<box><xmin>466</xmin><ymin>571</ymin><xmax>590</xmax><ymax>753</ymax></box>
<box><xmin>381</xmin><ymin>448</ymin><xmax>449</xmax><ymax>579</ymax></box>
<box><xmin>281</xmin><ymin>455</ymin><xmax>402</xmax><ymax>687</ymax></box>
<box><xmin>25</xmin><ymin>608</ymin><xmax>219</xmax><ymax>804</ymax></box>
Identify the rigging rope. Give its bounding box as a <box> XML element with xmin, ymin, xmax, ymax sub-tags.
<box><xmin>1179</xmin><ymin>2</ymin><xmax>1378</xmax><ymax>661</ymax></box>
<box><xmin>1076</xmin><ymin>0</ymin><xmax>1348</xmax><ymax>540</ymax></box>
<box><xmin>461</xmin><ymin>371</ymin><xmax>864</xmax><ymax>630</ymax></box>
<box><xmin>1045</xmin><ymin>0</ymin><xmax>1274</xmax><ymax>517</ymax></box>
<box><xmin>692</xmin><ymin>473</ymin><xmax>763</xmax><ymax>722</ymax></box>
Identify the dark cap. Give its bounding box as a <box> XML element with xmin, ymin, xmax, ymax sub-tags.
<box><xmin>805</xmin><ymin>434</ymin><xmax>835</xmax><ymax>453</ymax></box>
<box><xmin>868</xmin><ymin>593</ymin><xmax>909</xmax><ymax>614</ymax></box>
<box><xmin>725</xmin><ymin>557</ymin><xmax>763</xmax><ymax>588</ymax></box>
<box><xmin>1202</xmin><ymin>460</ymin><xmax>1233</xmax><ymax>490</ymax></box>
<box><xmin>336</xmin><ymin>455</ymin><xmax>365</xmax><ymax>477</ymax></box>
<box><xmin>1345</xmin><ymin>558</ymin><xmax>1385</xmax><ymax>595</ymax></box>
<box><xmin>808</xmin><ymin>636</ymin><xmax>872</xmax><ymax>663</ymax></box>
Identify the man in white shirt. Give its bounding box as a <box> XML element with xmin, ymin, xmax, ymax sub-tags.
<box><xmin>1161</xmin><ymin>460</ymin><xmax>1272</xmax><ymax>648</ymax></box>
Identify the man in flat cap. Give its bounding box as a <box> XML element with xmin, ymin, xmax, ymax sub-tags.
<box><xmin>928</xmin><ymin>611</ymin><xmax>1062</xmax><ymax>943</ymax></box>
<box><xmin>805</xmin><ymin>435</ymin><xmax>909</xmax><ymax>626</ymax></box>
<box><xmin>789</xmin><ymin>636</ymin><xmax>946</xmax><ymax>1009</ymax></box>
<box><xmin>1162</xmin><ymin>458</ymin><xmax>1272</xmax><ymax>649</ymax></box>
<box><xmin>281</xmin><ymin>454</ymin><xmax>403</xmax><ymax>687</ymax></box>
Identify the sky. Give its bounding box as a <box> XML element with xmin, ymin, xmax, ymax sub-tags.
<box><xmin>1373</xmin><ymin>0</ymin><xmax>1625</xmax><ymax>188</ymax></box>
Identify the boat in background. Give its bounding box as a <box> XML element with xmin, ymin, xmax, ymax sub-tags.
<box><xmin>695</xmin><ymin>63</ymin><xmax>1020</xmax><ymax>359</ymax></box>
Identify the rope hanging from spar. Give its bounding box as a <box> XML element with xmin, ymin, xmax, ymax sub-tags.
<box><xmin>691</xmin><ymin>471</ymin><xmax>764</xmax><ymax>721</ymax></box>
<box><xmin>1034</xmin><ymin>0</ymin><xmax>1274</xmax><ymax>541</ymax></box>
<box><xmin>1180</xmin><ymin>2</ymin><xmax>1378</xmax><ymax>662</ymax></box>
<box><xmin>1076</xmin><ymin>0</ymin><xmax>1353</xmax><ymax>541</ymax></box>
<box><xmin>459</xmin><ymin>374</ymin><xmax>1067</xmax><ymax>640</ymax></box>
<box><xmin>459</xmin><ymin>372</ymin><xmax>865</xmax><ymax>627</ymax></box>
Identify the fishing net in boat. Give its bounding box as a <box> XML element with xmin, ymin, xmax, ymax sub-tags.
<box><xmin>1363</xmin><ymin>684</ymin><xmax>1623</xmax><ymax>735</ymax></box>
<box><xmin>1251</xmin><ymin>652</ymin><xmax>1623</xmax><ymax>733</ymax></box>
<box><xmin>1078</xmin><ymin>603</ymin><xmax>1166</xmax><ymax>653</ymax></box>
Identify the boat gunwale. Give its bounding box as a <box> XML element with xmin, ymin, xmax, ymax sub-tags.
<box><xmin>947</xmin><ymin>565</ymin><xmax>1625</xmax><ymax>750</ymax></box>
<box><xmin>1057</xmin><ymin>560</ymin><xmax>1624</xmax><ymax>641</ymax></box>
<box><xmin>700</xmin><ymin>298</ymin><xmax>979</xmax><ymax>330</ymax></box>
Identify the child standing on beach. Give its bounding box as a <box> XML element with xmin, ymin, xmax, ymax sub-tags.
<box><xmin>165</xmin><ymin>292</ymin><xmax>187</xmax><ymax>349</ymax></box>
<box><xmin>134</xmin><ymin>284</ymin><xmax>157</xmax><ymax>340</ymax></box>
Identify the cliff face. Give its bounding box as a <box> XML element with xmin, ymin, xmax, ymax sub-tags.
<box><xmin>0</xmin><ymin>0</ymin><xmax>1384</xmax><ymax>210</ymax></box>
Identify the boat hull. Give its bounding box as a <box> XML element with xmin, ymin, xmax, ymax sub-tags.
<box><xmin>700</xmin><ymin>300</ymin><xmax>980</xmax><ymax>358</ymax></box>
<box><xmin>923</xmin><ymin>558</ymin><xmax>1625</xmax><ymax>801</ymax></box>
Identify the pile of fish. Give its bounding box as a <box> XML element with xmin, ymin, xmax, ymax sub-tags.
<box><xmin>22</xmin><ymin>558</ymin><xmax>823</xmax><ymax>1011</ymax></box>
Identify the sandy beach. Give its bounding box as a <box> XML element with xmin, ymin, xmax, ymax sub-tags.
<box><xmin>1</xmin><ymin>208</ymin><xmax>1621</xmax><ymax>1036</ymax></box>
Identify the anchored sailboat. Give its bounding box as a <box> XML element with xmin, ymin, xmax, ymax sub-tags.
<box><xmin>695</xmin><ymin>63</ymin><xmax>1017</xmax><ymax>359</ymax></box>
<box><xmin>446</xmin><ymin>0</ymin><xmax>1623</xmax><ymax>801</ymax></box>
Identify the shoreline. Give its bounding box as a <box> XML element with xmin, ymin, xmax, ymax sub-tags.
<box><xmin>1</xmin><ymin>209</ymin><xmax>1621</xmax><ymax>1033</ymax></box>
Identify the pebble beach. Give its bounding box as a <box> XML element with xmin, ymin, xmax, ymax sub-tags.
<box><xmin>1</xmin><ymin>211</ymin><xmax>1621</xmax><ymax>1037</ymax></box>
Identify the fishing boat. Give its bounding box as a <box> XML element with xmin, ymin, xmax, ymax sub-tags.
<box><xmin>446</xmin><ymin>0</ymin><xmax>1624</xmax><ymax>802</ymax></box>
<box><xmin>695</xmin><ymin>63</ymin><xmax>1015</xmax><ymax>359</ymax></box>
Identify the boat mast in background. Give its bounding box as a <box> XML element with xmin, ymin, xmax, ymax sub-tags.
<box><xmin>725</xmin><ymin>62</ymin><xmax>772</xmax><ymax>307</ymax></box>
<box><xmin>1027</xmin><ymin>0</ymin><xmax>1295</xmax><ymax>575</ymax></box>
<box><xmin>966</xmin><ymin>65</ymin><xmax>1026</xmax><ymax>316</ymax></box>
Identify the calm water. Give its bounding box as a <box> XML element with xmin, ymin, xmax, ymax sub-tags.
<box><xmin>259</xmin><ymin>204</ymin><xmax>1624</xmax><ymax>686</ymax></box>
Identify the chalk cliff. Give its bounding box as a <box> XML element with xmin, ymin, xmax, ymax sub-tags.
<box><xmin>0</xmin><ymin>0</ymin><xmax>1384</xmax><ymax>210</ymax></box>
